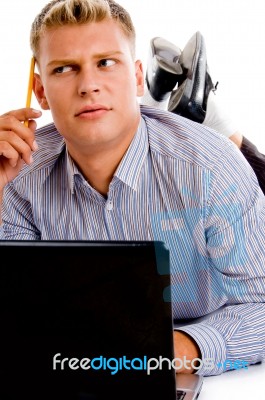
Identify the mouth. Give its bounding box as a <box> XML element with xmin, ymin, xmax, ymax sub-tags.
<box><xmin>75</xmin><ymin>104</ymin><xmax>110</xmax><ymax>118</ymax></box>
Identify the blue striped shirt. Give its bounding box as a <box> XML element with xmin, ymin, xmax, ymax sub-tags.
<box><xmin>1</xmin><ymin>105</ymin><xmax>265</xmax><ymax>375</ymax></box>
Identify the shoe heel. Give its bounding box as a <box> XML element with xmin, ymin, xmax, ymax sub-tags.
<box><xmin>146</xmin><ymin>37</ymin><xmax>183</xmax><ymax>102</ymax></box>
<box><xmin>168</xmin><ymin>31</ymin><xmax>210</xmax><ymax>123</ymax></box>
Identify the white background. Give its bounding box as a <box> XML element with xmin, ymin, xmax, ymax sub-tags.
<box><xmin>0</xmin><ymin>0</ymin><xmax>265</xmax><ymax>152</ymax></box>
<box><xmin>200</xmin><ymin>362</ymin><xmax>265</xmax><ymax>399</ymax></box>
<box><xmin>0</xmin><ymin>1</ymin><xmax>264</xmax><ymax>396</ymax></box>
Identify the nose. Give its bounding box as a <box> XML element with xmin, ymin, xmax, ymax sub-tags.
<box><xmin>77</xmin><ymin>67</ymin><xmax>100</xmax><ymax>97</ymax></box>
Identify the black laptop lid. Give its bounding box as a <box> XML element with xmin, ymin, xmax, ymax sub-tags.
<box><xmin>0</xmin><ymin>240</ymin><xmax>176</xmax><ymax>400</ymax></box>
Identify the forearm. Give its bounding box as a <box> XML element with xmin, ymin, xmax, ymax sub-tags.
<box><xmin>178</xmin><ymin>303</ymin><xmax>265</xmax><ymax>376</ymax></box>
<box><xmin>178</xmin><ymin>142</ymin><xmax>265</xmax><ymax>376</ymax></box>
<box><xmin>1</xmin><ymin>183</ymin><xmax>40</xmax><ymax>240</ymax></box>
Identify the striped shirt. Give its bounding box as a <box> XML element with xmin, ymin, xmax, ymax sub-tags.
<box><xmin>241</xmin><ymin>136</ymin><xmax>265</xmax><ymax>194</ymax></box>
<box><xmin>1</xmin><ymin>105</ymin><xmax>265</xmax><ymax>376</ymax></box>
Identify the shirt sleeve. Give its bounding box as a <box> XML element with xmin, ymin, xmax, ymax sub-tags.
<box><xmin>176</xmin><ymin>141</ymin><xmax>265</xmax><ymax>376</ymax></box>
<box><xmin>177</xmin><ymin>303</ymin><xmax>265</xmax><ymax>376</ymax></box>
<box><xmin>1</xmin><ymin>182</ymin><xmax>40</xmax><ymax>240</ymax></box>
<box><xmin>0</xmin><ymin>224</ymin><xmax>5</xmax><ymax>239</ymax></box>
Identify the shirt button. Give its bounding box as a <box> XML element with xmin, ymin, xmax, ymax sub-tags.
<box><xmin>106</xmin><ymin>201</ymin><xmax>113</xmax><ymax>211</ymax></box>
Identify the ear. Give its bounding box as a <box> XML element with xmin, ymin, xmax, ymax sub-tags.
<box><xmin>135</xmin><ymin>60</ymin><xmax>145</xmax><ymax>97</ymax></box>
<box><xmin>33</xmin><ymin>73</ymin><xmax>50</xmax><ymax>110</ymax></box>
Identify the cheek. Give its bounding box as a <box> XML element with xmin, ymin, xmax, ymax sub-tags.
<box><xmin>45</xmin><ymin>90</ymin><xmax>69</xmax><ymax>115</ymax></box>
<box><xmin>46</xmin><ymin>94</ymin><xmax>70</xmax><ymax>130</ymax></box>
<box><xmin>44</xmin><ymin>80</ymin><xmax>73</xmax><ymax>106</ymax></box>
<box><xmin>118</xmin><ymin>73</ymin><xmax>139</xmax><ymax>100</ymax></box>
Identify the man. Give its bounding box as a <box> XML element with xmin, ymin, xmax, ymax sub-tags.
<box><xmin>0</xmin><ymin>0</ymin><xmax>264</xmax><ymax>377</ymax></box>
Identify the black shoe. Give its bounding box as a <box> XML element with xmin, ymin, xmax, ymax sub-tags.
<box><xmin>146</xmin><ymin>37</ymin><xmax>183</xmax><ymax>102</ymax></box>
<box><xmin>168</xmin><ymin>31</ymin><xmax>218</xmax><ymax>123</ymax></box>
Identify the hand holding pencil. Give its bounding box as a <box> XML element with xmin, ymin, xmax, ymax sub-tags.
<box><xmin>0</xmin><ymin>57</ymin><xmax>42</xmax><ymax>190</ymax></box>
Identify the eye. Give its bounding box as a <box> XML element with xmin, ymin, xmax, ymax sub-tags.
<box><xmin>54</xmin><ymin>65</ymin><xmax>74</xmax><ymax>74</ymax></box>
<box><xmin>98</xmin><ymin>59</ymin><xmax>116</xmax><ymax>68</ymax></box>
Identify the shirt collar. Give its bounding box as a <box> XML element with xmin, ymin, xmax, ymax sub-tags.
<box><xmin>66</xmin><ymin>149</ymin><xmax>80</xmax><ymax>194</ymax></box>
<box><xmin>113</xmin><ymin>116</ymin><xmax>149</xmax><ymax>190</ymax></box>
<box><xmin>65</xmin><ymin>116</ymin><xmax>149</xmax><ymax>193</ymax></box>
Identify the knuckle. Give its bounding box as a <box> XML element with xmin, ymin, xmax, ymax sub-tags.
<box><xmin>0</xmin><ymin>141</ymin><xmax>12</xmax><ymax>153</ymax></box>
<box><xmin>0</xmin><ymin>130</ymin><xmax>16</xmax><ymax>142</ymax></box>
<box><xmin>1</xmin><ymin>114</ymin><xmax>17</xmax><ymax>128</ymax></box>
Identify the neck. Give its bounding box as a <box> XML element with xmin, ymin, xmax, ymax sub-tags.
<box><xmin>82</xmin><ymin>155</ymin><xmax>118</xmax><ymax>196</ymax></box>
<box><xmin>66</xmin><ymin>113</ymin><xmax>141</xmax><ymax>196</ymax></box>
<box><xmin>67</xmin><ymin>139</ymin><xmax>131</xmax><ymax>197</ymax></box>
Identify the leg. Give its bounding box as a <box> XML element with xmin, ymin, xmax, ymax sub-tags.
<box><xmin>141</xmin><ymin>32</ymin><xmax>265</xmax><ymax>194</ymax></box>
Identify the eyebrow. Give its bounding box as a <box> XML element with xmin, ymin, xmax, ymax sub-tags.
<box><xmin>47</xmin><ymin>51</ymin><xmax>124</xmax><ymax>68</ymax></box>
<box><xmin>47</xmin><ymin>59</ymin><xmax>77</xmax><ymax>69</ymax></box>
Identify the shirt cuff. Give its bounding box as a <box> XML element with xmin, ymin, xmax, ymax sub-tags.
<box><xmin>175</xmin><ymin>323</ymin><xmax>227</xmax><ymax>376</ymax></box>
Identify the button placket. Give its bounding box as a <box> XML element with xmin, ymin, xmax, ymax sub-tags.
<box><xmin>106</xmin><ymin>200</ymin><xmax>113</xmax><ymax>211</ymax></box>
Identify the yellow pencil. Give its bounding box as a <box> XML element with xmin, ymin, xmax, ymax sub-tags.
<box><xmin>24</xmin><ymin>56</ymin><xmax>35</xmax><ymax>127</ymax></box>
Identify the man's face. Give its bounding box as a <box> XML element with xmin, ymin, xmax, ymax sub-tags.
<box><xmin>34</xmin><ymin>18</ymin><xmax>144</xmax><ymax>154</ymax></box>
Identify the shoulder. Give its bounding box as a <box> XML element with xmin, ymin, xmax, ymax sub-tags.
<box><xmin>140</xmin><ymin>105</ymin><xmax>235</xmax><ymax>171</ymax></box>
<box><xmin>34</xmin><ymin>122</ymin><xmax>64</xmax><ymax>151</ymax></box>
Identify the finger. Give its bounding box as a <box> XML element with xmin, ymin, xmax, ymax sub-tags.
<box><xmin>0</xmin><ymin>135</ymin><xmax>33</xmax><ymax>165</ymax></box>
<box><xmin>6</xmin><ymin>151</ymin><xmax>21</xmax><ymax>168</ymax></box>
<box><xmin>0</xmin><ymin>142</ymin><xmax>32</xmax><ymax>168</ymax></box>
<box><xmin>0</xmin><ymin>115</ymin><xmax>38</xmax><ymax>152</ymax></box>
<box><xmin>28</xmin><ymin>118</ymin><xmax>37</xmax><ymax>132</ymax></box>
<box><xmin>0</xmin><ymin>108</ymin><xmax>42</xmax><ymax>123</ymax></box>
<box><xmin>28</xmin><ymin>120</ymin><xmax>39</xmax><ymax>150</ymax></box>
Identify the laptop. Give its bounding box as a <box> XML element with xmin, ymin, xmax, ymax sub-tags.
<box><xmin>0</xmin><ymin>240</ymin><xmax>203</xmax><ymax>400</ymax></box>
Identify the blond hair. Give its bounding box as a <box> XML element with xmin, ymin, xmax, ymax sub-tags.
<box><xmin>30</xmin><ymin>0</ymin><xmax>136</xmax><ymax>59</ymax></box>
